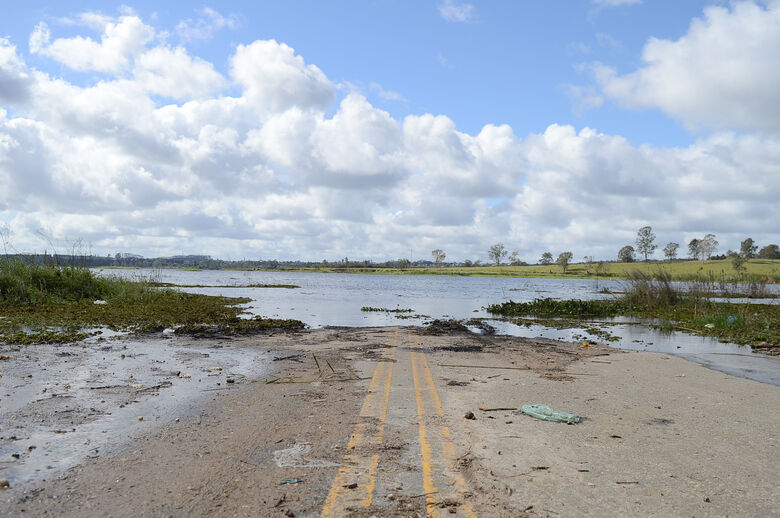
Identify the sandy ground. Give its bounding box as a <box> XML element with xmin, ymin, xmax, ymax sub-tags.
<box><xmin>1</xmin><ymin>326</ymin><xmax>778</xmax><ymax>517</ymax></box>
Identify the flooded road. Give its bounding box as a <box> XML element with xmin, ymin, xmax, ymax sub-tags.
<box><xmin>0</xmin><ymin>335</ymin><xmax>280</xmax><ymax>486</ymax></box>
<box><xmin>99</xmin><ymin>269</ymin><xmax>780</xmax><ymax>385</ymax></box>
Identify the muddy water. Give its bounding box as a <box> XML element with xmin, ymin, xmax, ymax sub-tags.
<box><xmin>99</xmin><ymin>269</ymin><xmax>780</xmax><ymax>385</ymax></box>
<box><xmin>0</xmin><ymin>335</ymin><xmax>279</xmax><ymax>486</ymax></box>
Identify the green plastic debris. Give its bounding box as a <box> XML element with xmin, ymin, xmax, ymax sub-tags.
<box><xmin>520</xmin><ymin>404</ymin><xmax>582</xmax><ymax>424</ymax></box>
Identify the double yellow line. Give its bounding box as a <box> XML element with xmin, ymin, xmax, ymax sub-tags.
<box><xmin>320</xmin><ymin>329</ymin><xmax>397</xmax><ymax>516</ymax></box>
<box><xmin>409</xmin><ymin>331</ymin><xmax>477</xmax><ymax>518</ymax></box>
<box><xmin>321</xmin><ymin>328</ymin><xmax>476</xmax><ymax>517</ymax></box>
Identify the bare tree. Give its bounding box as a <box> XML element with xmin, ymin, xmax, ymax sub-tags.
<box><xmin>663</xmin><ymin>242</ymin><xmax>679</xmax><ymax>261</ymax></box>
<box><xmin>635</xmin><ymin>226</ymin><xmax>657</xmax><ymax>261</ymax></box>
<box><xmin>488</xmin><ymin>243</ymin><xmax>507</xmax><ymax>266</ymax></box>
<box><xmin>539</xmin><ymin>252</ymin><xmax>553</xmax><ymax>265</ymax></box>
<box><xmin>618</xmin><ymin>245</ymin><xmax>635</xmax><ymax>263</ymax></box>
<box><xmin>431</xmin><ymin>249</ymin><xmax>446</xmax><ymax>266</ymax></box>
<box><xmin>556</xmin><ymin>251</ymin><xmax>573</xmax><ymax>273</ymax></box>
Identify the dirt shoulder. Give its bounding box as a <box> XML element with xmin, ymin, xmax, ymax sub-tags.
<box><xmin>1</xmin><ymin>327</ymin><xmax>778</xmax><ymax>517</ymax></box>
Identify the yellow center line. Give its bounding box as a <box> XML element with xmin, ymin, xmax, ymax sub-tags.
<box><xmin>321</xmin><ymin>328</ymin><xmax>397</xmax><ymax>517</ymax></box>
<box><xmin>409</xmin><ymin>330</ymin><xmax>477</xmax><ymax>518</ymax></box>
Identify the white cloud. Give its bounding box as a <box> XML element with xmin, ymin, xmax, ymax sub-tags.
<box><xmin>176</xmin><ymin>7</ymin><xmax>238</xmax><ymax>42</ymax></box>
<box><xmin>595</xmin><ymin>0</ymin><xmax>780</xmax><ymax>132</ymax></box>
<box><xmin>134</xmin><ymin>46</ymin><xmax>226</xmax><ymax>99</ymax></box>
<box><xmin>438</xmin><ymin>1</ymin><xmax>476</xmax><ymax>23</ymax></box>
<box><xmin>230</xmin><ymin>39</ymin><xmax>336</xmax><ymax>114</ymax></box>
<box><xmin>29</xmin><ymin>17</ymin><xmax>154</xmax><ymax>73</ymax></box>
<box><xmin>0</xmin><ymin>10</ymin><xmax>777</xmax><ymax>261</ymax></box>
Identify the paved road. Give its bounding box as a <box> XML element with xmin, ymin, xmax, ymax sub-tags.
<box><xmin>322</xmin><ymin>328</ymin><xmax>477</xmax><ymax>517</ymax></box>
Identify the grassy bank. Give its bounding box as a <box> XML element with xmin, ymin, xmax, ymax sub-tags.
<box><xmin>486</xmin><ymin>272</ymin><xmax>779</xmax><ymax>355</ymax></box>
<box><xmin>0</xmin><ymin>259</ymin><xmax>304</xmax><ymax>344</ymax></box>
<box><xmin>263</xmin><ymin>258</ymin><xmax>780</xmax><ymax>282</ymax></box>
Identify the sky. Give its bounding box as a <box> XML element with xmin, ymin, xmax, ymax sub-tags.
<box><xmin>0</xmin><ymin>0</ymin><xmax>778</xmax><ymax>262</ymax></box>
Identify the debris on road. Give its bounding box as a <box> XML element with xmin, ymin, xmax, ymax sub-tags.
<box><xmin>520</xmin><ymin>404</ymin><xmax>582</xmax><ymax>424</ymax></box>
<box><xmin>278</xmin><ymin>478</ymin><xmax>304</xmax><ymax>485</ymax></box>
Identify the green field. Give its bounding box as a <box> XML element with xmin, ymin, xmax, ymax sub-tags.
<box><xmin>267</xmin><ymin>259</ymin><xmax>780</xmax><ymax>282</ymax></box>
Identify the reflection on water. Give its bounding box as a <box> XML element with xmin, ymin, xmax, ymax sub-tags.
<box><xmin>97</xmin><ymin>269</ymin><xmax>779</xmax><ymax>385</ymax></box>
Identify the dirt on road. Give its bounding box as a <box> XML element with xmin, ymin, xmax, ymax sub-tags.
<box><xmin>1</xmin><ymin>326</ymin><xmax>778</xmax><ymax>517</ymax></box>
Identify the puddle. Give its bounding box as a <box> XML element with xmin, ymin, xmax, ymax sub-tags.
<box><xmin>486</xmin><ymin>319</ymin><xmax>780</xmax><ymax>386</ymax></box>
<box><xmin>0</xmin><ymin>336</ymin><xmax>279</xmax><ymax>487</ymax></box>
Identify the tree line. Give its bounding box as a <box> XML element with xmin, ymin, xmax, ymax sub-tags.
<box><xmin>615</xmin><ymin>226</ymin><xmax>779</xmax><ymax>263</ymax></box>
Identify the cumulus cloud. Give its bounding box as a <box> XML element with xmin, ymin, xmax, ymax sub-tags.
<box><xmin>0</xmin><ymin>10</ymin><xmax>777</xmax><ymax>261</ymax></box>
<box><xmin>133</xmin><ymin>46</ymin><xmax>226</xmax><ymax>99</ymax></box>
<box><xmin>230</xmin><ymin>39</ymin><xmax>336</xmax><ymax>113</ymax></box>
<box><xmin>29</xmin><ymin>16</ymin><xmax>154</xmax><ymax>73</ymax></box>
<box><xmin>595</xmin><ymin>0</ymin><xmax>780</xmax><ymax>132</ymax></box>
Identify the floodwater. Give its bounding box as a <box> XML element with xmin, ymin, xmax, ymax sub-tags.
<box><xmin>98</xmin><ymin>269</ymin><xmax>780</xmax><ymax>386</ymax></box>
<box><xmin>0</xmin><ymin>335</ymin><xmax>278</xmax><ymax>485</ymax></box>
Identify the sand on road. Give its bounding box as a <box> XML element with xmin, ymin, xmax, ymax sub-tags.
<box><xmin>1</xmin><ymin>326</ymin><xmax>778</xmax><ymax>517</ymax></box>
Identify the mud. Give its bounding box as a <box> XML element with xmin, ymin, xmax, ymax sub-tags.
<box><xmin>1</xmin><ymin>327</ymin><xmax>778</xmax><ymax>517</ymax></box>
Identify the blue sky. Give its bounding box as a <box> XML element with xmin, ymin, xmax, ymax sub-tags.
<box><xmin>1</xmin><ymin>1</ymin><xmax>778</xmax><ymax>260</ymax></box>
<box><xmin>4</xmin><ymin>0</ymin><xmax>709</xmax><ymax>144</ymax></box>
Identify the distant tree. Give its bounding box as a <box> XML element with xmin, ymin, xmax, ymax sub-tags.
<box><xmin>618</xmin><ymin>245</ymin><xmax>635</xmax><ymax>263</ymax></box>
<box><xmin>463</xmin><ymin>259</ymin><xmax>473</xmax><ymax>267</ymax></box>
<box><xmin>758</xmin><ymin>244</ymin><xmax>780</xmax><ymax>259</ymax></box>
<box><xmin>539</xmin><ymin>252</ymin><xmax>553</xmax><ymax>265</ymax></box>
<box><xmin>488</xmin><ymin>243</ymin><xmax>507</xmax><ymax>266</ymax></box>
<box><xmin>699</xmin><ymin>234</ymin><xmax>718</xmax><ymax>259</ymax></box>
<box><xmin>688</xmin><ymin>239</ymin><xmax>701</xmax><ymax>260</ymax></box>
<box><xmin>635</xmin><ymin>226</ymin><xmax>657</xmax><ymax>261</ymax></box>
<box><xmin>663</xmin><ymin>242</ymin><xmax>679</xmax><ymax>261</ymax></box>
<box><xmin>431</xmin><ymin>249</ymin><xmax>446</xmax><ymax>266</ymax></box>
<box><xmin>583</xmin><ymin>255</ymin><xmax>594</xmax><ymax>264</ymax></box>
<box><xmin>397</xmin><ymin>258</ymin><xmax>411</xmax><ymax>268</ymax></box>
<box><xmin>508</xmin><ymin>251</ymin><xmax>525</xmax><ymax>266</ymax></box>
<box><xmin>474</xmin><ymin>259</ymin><xmax>482</xmax><ymax>266</ymax></box>
<box><xmin>740</xmin><ymin>238</ymin><xmax>758</xmax><ymax>259</ymax></box>
<box><xmin>556</xmin><ymin>251</ymin><xmax>573</xmax><ymax>273</ymax></box>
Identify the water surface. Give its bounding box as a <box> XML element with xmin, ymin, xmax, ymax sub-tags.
<box><xmin>98</xmin><ymin>269</ymin><xmax>780</xmax><ymax>385</ymax></box>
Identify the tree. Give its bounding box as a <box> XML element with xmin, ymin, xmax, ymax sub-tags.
<box><xmin>758</xmin><ymin>244</ymin><xmax>780</xmax><ymax>259</ymax></box>
<box><xmin>618</xmin><ymin>245</ymin><xmax>635</xmax><ymax>262</ymax></box>
<box><xmin>508</xmin><ymin>251</ymin><xmax>525</xmax><ymax>266</ymax></box>
<box><xmin>688</xmin><ymin>239</ymin><xmax>700</xmax><ymax>260</ymax></box>
<box><xmin>663</xmin><ymin>242</ymin><xmax>679</xmax><ymax>261</ymax></box>
<box><xmin>699</xmin><ymin>234</ymin><xmax>718</xmax><ymax>259</ymax></box>
<box><xmin>431</xmin><ymin>249</ymin><xmax>446</xmax><ymax>266</ymax></box>
<box><xmin>556</xmin><ymin>251</ymin><xmax>573</xmax><ymax>273</ymax></box>
<box><xmin>488</xmin><ymin>243</ymin><xmax>507</xmax><ymax>266</ymax></box>
<box><xmin>740</xmin><ymin>238</ymin><xmax>758</xmax><ymax>259</ymax></box>
<box><xmin>635</xmin><ymin>226</ymin><xmax>657</xmax><ymax>261</ymax></box>
<box><xmin>539</xmin><ymin>252</ymin><xmax>553</xmax><ymax>265</ymax></box>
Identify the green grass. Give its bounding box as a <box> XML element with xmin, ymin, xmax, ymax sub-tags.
<box><xmin>487</xmin><ymin>270</ymin><xmax>779</xmax><ymax>354</ymax></box>
<box><xmin>0</xmin><ymin>259</ymin><xmax>304</xmax><ymax>344</ymax></box>
<box><xmin>264</xmin><ymin>259</ymin><xmax>780</xmax><ymax>282</ymax></box>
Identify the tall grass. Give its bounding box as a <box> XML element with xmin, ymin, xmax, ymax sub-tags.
<box><xmin>0</xmin><ymin>258</ymin><xmax>160</xmax><ymax>306</ymax></box>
